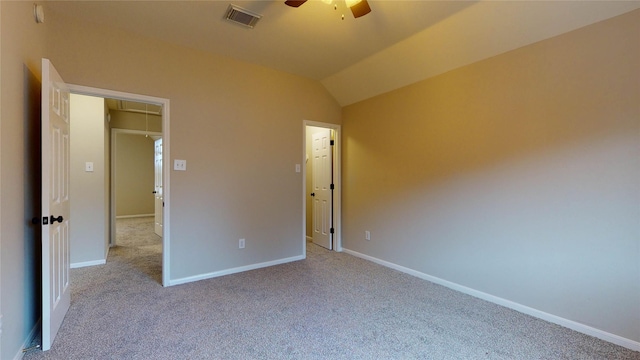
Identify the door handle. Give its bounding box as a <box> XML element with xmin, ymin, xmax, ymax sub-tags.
<box><xmin>50</xmin><ymin>215</ymin><xmax>64</xmax><ymax>224</ymax></box>
<box><xmin>152</xmin><ymin>191</ymin><xmax>157</xmax><ymax>194</ymax></box>
<box><xmin>310</xmin><ymin>192</ymin><xmax>315</xmax><ymax>197</ymax></box>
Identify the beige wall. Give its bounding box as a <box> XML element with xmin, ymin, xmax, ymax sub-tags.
<box><xmin>0</xmin><ymin>2</ymin><xmax>46</xmax><ymax>359</ymax></box>
<box><xmin>43</xmin><ymin>7</ymin><xmax>341</xmax><ymax>280</ymax></box>
<box><xmin>70</xmin><ymin>94</ymin><xmax>108</xmax><ymax>266</ymax></box>
<box><xmin>111</xmin><ymin>110</ymin><xmax>160</xmax><ymax>217</ymax></box>
<box><xmin>342</xmin><ymin>10</ymin><xmax>640</xmax><ymax>343</ymax></box>
<box><xmin>115</xmin><ymin>133</ymin><xmax>155</xmax><ymax>216</ymax></box>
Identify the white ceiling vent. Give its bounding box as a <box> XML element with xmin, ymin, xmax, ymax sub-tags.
<box><xmin>225</xmin><ymin>4</ymin><xmax>262</xmax><ymax>29</ymax></box>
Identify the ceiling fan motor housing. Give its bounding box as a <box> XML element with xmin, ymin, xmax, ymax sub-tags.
<box><xmin>350</xmin><ymin>0</ymin><xmax>371</xmax><ymax>18</ymax></box>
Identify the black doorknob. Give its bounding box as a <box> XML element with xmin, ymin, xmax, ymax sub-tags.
<box><xmin>310</xmin><ymin>192</ymin><xmax>315</xmax><ymax>197</ymax></box>
<box><xmin>152</xmin><ymin>191</ymin><xmax>157</xmax><ymax>194</ymax></box>
<box><xmin>50</xmin><ymin>215</ymin><xmax>64</xmax><ymax>223</ymax></box>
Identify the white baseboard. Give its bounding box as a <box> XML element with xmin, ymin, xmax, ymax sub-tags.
<box><xmin>169</xmin><ymin>254</ymin><xmax>306</xmax><ymax>286</ymax></box>
<box><xmin>342</xmin><ymin>248</ymin><xmax>640</xmax><ymax>352</ymax></box>
<box><xmin>116</xmin><ymin>214</ymin><xmax>154</xmax><ymax>219</ymax></box>
<box><xmin>70</xmin><ymin>259</ymin><xmax>106</xmax><ymax>269</ymax></box>
<box><xmin>13</xmin><ymin>318</ymin><xmax>40</xmax><ymax>360</ymax></box>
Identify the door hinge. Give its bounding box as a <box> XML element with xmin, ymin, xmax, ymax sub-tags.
<box><xmin>330</xmin><ymin>227</ymin><xmax>334</xmax><ymax>234</ymax></box>
<box><xmin>330</xmin><ymin>184</ymin><xmax>334</xmax><ymax>190</ymax></box>
<box><xmin>330</xmin><ymin>140</ymin><xmax>335</xmax><ymax>146</ymax></box>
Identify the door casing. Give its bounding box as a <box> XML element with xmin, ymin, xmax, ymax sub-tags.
<box><xmin>303</xmin><ymin>121</ymin><xmax>342</xmax><ymax>253</ymax></box>
<box><xmin>68</xmin><ymin>84</ymin><xmax>171</xmax><ymax>287</ymax></box>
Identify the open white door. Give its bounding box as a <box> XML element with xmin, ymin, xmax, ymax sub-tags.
<box><xmin>154</xmin><ymin>137</ymin><xmax>163</xmax><ymax>237</ymax></box>
<box><xmin>41</xmin><ymin>59</ymin><xmax>71</xmax><ymax>351</ymax></box>
<box><xmin>311</xmin><ymin>128</ymin><xmax>332</xmax><ymax>250</ymax></box>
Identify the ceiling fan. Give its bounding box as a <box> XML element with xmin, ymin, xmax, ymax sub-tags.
<box><xmin>285</xmin><ymin>0</ymin><xmax>372</xmax><ymax>18</ymax></box>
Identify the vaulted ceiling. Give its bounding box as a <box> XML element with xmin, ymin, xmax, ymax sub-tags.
<box><xmin>46</xmin><ymin>1</ymin><xmax>640</xmax><ymax>106</ymax></box>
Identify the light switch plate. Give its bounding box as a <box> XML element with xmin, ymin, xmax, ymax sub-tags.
<box><xmin>295</xmin><ymin>164</ymin><xmax>301</xmax><ymax>173</ymax></box>
<box><xmin>174</xmin><ymin>159</ymin><xmax>187</xmax><ymax>171</ymax></box>
<box><xmin>85</xmin><ymin>162</ymin><xmax>94</xmax><ymax>172</ymax></box>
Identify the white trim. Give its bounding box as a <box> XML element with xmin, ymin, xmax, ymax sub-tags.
<box><xmin>115</xmin><ymin>214</ymin><xmax>155</xmax><ymax>219</ymax></box>
<box><xmin>161</xmin><ymin>102</ymin><xmax>171</xmax><ymax>287</ymax></box>
<box><xmin>67</xmin><ymin>84</ymin><xmax>171</xmax><ymax>287</ymax></box>
<box><xmin>13</xmin><ymin>319</ymin><xmax>40</xmax><ymax>360</ymax></box>
<box><xmin>169</xmin><ymin>255</ymin><xmax>305</xmax><ymax>286</ymax></box>
<box><xmin>343</xmin><ymin>248</ymin><xmax>640</xmax><ymax>352</ymax></box>
<box><xmin>69</xmin><ymin>85</ymin><xmax>166</xmax><ymax>107</ymax></box>
<box><xmin>302</xmin><ymin>121</ymin><xmax>342</xmax><ymax>253</ymax></box>
<box><xmin>111</xmin><ymin>128</ymin><xmax>161</xmax><ymax>137</ymax></box>
<box><xmin>70</xmin><ymin>259</ymin><xmax>107</xmax><ymax>269</ymax></box>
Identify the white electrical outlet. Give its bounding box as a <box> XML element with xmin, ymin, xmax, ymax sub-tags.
<box><xmin>239</xmin><ymin>238</ymin><xmax>245</xmax><ymax>249</ymax></box>
<box><xmin>365</xmin><ymin>231</ymin><xmax>371</xmax><ymax>241</ymax></box>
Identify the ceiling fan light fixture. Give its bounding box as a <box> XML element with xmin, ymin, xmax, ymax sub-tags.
<box><xmin>348</xmin><ymin>0</ymin><xmax>371</xmax><ymax>18</ymax></box>
<box><xmin>283</xmin><ymin>0</ymin><xmax>371</xmax><ymax>18</ymax></box>
<box><xmin>284</xmin><ymin>0</ymin><xmax>307</xmax><ymax>7</ymax></box>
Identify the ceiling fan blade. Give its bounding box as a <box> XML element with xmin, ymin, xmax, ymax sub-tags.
<box><xmin>285</xmin><ymin>0</ymin><xmax>307</xmax><ymax>7</ymax></box>
<box><xmin>349</xmin><ymin>0</ymin><xmax>371</xmax><ymax>18</ymax></box>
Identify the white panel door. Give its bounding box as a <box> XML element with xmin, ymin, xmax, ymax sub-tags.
<box><xmin>312</xmin><ymin>129</ymin><xmax>332</xmax><ymax>250</ymax></box>
<box><xmin>41</xmin><ymin>58</ymin><xmax>71</xmax><ymax>351</ymax></box>
<box><xmin>154</xmin><ymin>138</ymin><xmax>163</xmax><ymax>237</ymax></box>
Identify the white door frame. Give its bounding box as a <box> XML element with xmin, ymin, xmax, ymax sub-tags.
<box><xmin>67</xmin><ymin>84</ymin><xmax>171</xmax><ymax>287</ymax></box>
<box><xmin>303</xmin><ymin>120</ymin><xmax>342</xmax><ymax>253</ymax></box>
<box><xmin>110</xmin><ymin>128</ymin><xmax>162</xmax><ymax>245</ymax></box>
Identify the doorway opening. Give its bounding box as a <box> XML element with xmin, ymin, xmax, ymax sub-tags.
<box><xmin>68</xmin><ymin>84</ymin><xmax>170</xmax><ymax>286</ymax></box>
<box><xmin>110</xmin><ymin>124</ymin><xmax>162</xmax><ymax>244</ymax></box>
<box><xmin>110</xmin><ymin>126</ymin><xmax>162</xmax><ymax>283</ymax></box>
<box><xmin>303</xmin><ymin>121</ymin><xmax>342</xmax><ymax>253</ymax></box>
